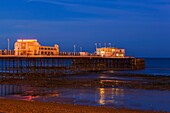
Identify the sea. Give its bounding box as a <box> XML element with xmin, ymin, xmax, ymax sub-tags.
<box><xmin>0</xmin><ymin>58</ymin><xmax>170</xmax><ymax>112</ymax></box>
<box><xmin>139</xmin><ymin>58</ymin><xmax>170</xmax><ymax>75</ymax></box>
<box><xmin>117</xmin><ymin>58</ymin><xmax>170</xmax><ymax>76</ymax></box>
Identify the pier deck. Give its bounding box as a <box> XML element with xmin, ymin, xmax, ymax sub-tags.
<box><xmin>0</xmin><ymin>55</ymin><xmax>145</xmax><ymax>76</ymax></box>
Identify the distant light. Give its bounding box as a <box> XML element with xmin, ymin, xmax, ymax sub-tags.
<box><xmin>17</xmin><ymin>39</ymin><xmax>37</xmax><ymax>42</ymax></box>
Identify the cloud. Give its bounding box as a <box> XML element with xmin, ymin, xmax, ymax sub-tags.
<box><xmin>26</xmin><ymin>0</ymin><xmax>170</xmax><ymax>21</ymax></box>
<box><xmin>27</xmin><ymin>0</ymin><xmax>85</xmax><ymax>7</ymax></box>
<box><xmin>27</xmin><ymin>0</ymin><xmax>137</xmax><ymax>16</ymax></box>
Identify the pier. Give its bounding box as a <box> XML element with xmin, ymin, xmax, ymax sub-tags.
<box><xmin>0</xmin><ymin>55</ymin><xmax>145</xmax><ymax>77</ymax></box>
<box><xmin>0</xmin><ymin>84</ymin><xmax>22</xmax><ymax>96</ymax></box>
<box><xmin>0</xmin><ymin>39</ymin><xmax>145</xmax><ymax>77</ymax></box>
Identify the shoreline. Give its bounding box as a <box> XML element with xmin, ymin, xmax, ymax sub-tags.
<box><xmin>0</xmin><ymin>72</ymin><xmax>170</xmax><ymax>112</ymax></box>
<box><xmin>1</xmin><ymin>72</ymin><xmax>170</xmax><ymax>90</ymax></box>
<box><xmin>0</xmin><ymin>98</ymin><xmax>162</xmax><ymax>113</ymax></box>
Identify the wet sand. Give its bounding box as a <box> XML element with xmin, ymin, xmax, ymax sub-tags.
<box><xmin>1</xmin><ymin>73</ymin><xmax>170</xmax><ymax>90</ymax></box>
<box><xmin>0</xmin><ymin>73</ymin><xmax>170</xmax><ymax>113</ymax></box>
<box><xmin>0</xmin><ymin>98</ymin><xmax>161</xmax><ymax>113</ymax></box>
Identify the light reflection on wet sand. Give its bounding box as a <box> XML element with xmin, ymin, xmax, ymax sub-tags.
<box><xmin>1</xmin><ymin>84</ymin><xmax>170</xmax><ymax>112</ymax></box>
<box><xmin>98</xmin><ymin>88</ymin><xmax>124</xmax><ymax>105</ymax></box>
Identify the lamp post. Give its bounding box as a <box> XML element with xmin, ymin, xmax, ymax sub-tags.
<box><xmin>80</xmin><ymin>47</ymin><xmax>82</xmax><ymax>52</ymax></box>
<box><xmin>95</xmin><ymin>43</ymin><xmax>97</xmax><ymax>50</ymax></box>
<box><xmin>8</xmin><ymin>38</ymin><xmax>10</xmax><ymax>54</ymax></box>
<box><xmin>104</xmin><ymin>43</ymin><xmax>106</xmax><ymax>48</ymax></box>
<box><xmin>73</xmin><ymin>45</ymin><xmax>76</xmax><ymax>55</ymax></box>
<box><xmin>108</xmin><ymin>43</ymin><xmax>111</xmax><ymax>47</ymax></box>
<box><xmin>98</xmin><ymin>43</ymin><xmax>101</xmax><ymax>48</ymax></box>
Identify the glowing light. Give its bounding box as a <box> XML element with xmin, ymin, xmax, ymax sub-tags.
<box><xmin>17</xmin><ymin>39</ymin><xmax>37</xmax><ymax>42</ymax></box>
<box><xmin>99</xmin><ymin>88</ymin><xmax>105</xmax><ymax>105</ymax></box>
<box><xmin>98</xmin><ymin>87</ymin><xmax>125</xmax><ymax>106</ymax></box>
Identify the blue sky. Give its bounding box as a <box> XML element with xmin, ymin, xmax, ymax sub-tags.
<box><xmin>0</xmin><ymin>0</ymin><xmax>170</xmax><ymax>57</ymax></box>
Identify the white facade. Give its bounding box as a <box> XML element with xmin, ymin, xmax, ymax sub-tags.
<box><xmin>96</xmin><ymin>47</ymin><xmax>125</xmax><ymax>57</ymax></box>
<box><xmin>14</xmin><ymin>39</ymin><xmax>59</xmax><ymax>55</ymax></box>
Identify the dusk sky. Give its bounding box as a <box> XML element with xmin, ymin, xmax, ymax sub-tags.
<box><xmin>0</xmin><ymin>0</ymin><xmax>170</xmax><ymax>57</ymax></box>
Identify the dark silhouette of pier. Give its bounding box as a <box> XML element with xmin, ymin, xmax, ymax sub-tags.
<box><xmin>0</xmin><ymin>84</ymin><xmax>22</xmax><ymax>96</ymax></box>
<box><xmin>0</xmin><ymin>55</ymin><xmax>145</xmax><ymax>76</ymax></box>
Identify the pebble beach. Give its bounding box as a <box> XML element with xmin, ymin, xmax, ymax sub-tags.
<box><xmin>0</xmin><ymin>98</ymin><xmax>161</xmax><ymax>113</ymax></box>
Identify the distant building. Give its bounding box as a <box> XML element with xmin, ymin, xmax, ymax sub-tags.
<box><xmin>14</xmin><ymin>39</ymin><xmax>59</xmax><ymax>55</ymax></box>
<box><xmin>96</xmin><ymin>47</ymin><xmax>125</xmax><ymax>57</ymax></box>
<box><xmin>79</xmin><ymin>52</ymin><xmax>89</xmax><ymax>56</ymax></box>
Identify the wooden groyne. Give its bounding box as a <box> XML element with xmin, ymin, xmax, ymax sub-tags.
<box><xmin>0</xmin><ymin>84</ymin><xmax>22</xmax><ymax>96</ymax></box>
<box><xmin>0</xmin><ymin>55</ymin><xmax>145</xmax><ymax>76</ymax></box>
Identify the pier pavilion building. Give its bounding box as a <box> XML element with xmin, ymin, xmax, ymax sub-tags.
<box><xmin>14</xmin><ymin>39</ymin><xmax>59</xmax><ymax>55</ymax></box>
<box><xmin>96</xmin><ymin>47</ymin><xmax>125</xmax><ymax>57</ymax></box>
